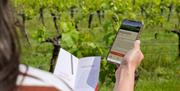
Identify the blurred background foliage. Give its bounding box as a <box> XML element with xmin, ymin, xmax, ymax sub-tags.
<box><xmin>13</xmin><ymin>0</ymin><xmax>180</xmax><ymax>90</ymax></box>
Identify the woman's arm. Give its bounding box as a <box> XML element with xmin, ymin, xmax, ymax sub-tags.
<box><xmin>114</xmin><ymin>40</ymin><xmax>144</xmax><ymax>91</ymax></box>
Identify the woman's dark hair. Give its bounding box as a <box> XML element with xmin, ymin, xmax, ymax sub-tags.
<box><xmin>0</xmin><ymin>0</ymin><xmax>20</xmax><ymax>91</ymax></box>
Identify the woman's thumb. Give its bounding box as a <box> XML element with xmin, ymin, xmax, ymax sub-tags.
<box><xmin>134</xmin><ymin>40</ymin><xmax>140</xmax><ymax>50</ymax></box>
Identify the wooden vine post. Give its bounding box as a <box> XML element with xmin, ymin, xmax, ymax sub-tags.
<box><xmin>15</xmin><ymin>14</ymin><xmax>31</xmax><ymax>46</ymax></box>
<box><xmin>172</xmin><ymin>30</ymin><xmax>180</xmax><ymax>57</ymax></box>
<box><xmin>43</xmin><ymin>35</ymin><xmax>61</xmax><ymax>72</ymax></box>
<box><xmin>39</xmin><ymin>7</ymin><xmax>45</xmax><ymax>26</ymax></box>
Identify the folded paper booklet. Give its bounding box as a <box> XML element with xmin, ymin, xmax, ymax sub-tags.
<box><xmin>53</xmin><ymin>48</ymin><xmax>101</xmax><ymax>91</ymax></box>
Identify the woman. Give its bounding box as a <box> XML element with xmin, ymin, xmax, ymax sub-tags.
<box><xmin>0</xmin><ymin>0</ymin><xmax>71</xmax><ymax>91</ymax></box>
<box><xmin>0</xmin><ymin>0</ymin><xmax>144</xmax><ymax>91</ymax></box>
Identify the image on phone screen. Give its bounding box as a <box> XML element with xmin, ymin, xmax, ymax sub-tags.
<box><xmin>107</xmin><ymin>19</ymin><xmax>143</xmax><ymax>64</ymax></box>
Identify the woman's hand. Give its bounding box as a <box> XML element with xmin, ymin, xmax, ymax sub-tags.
<box><xmin>114</xmin><ymin>40</ymin><xmax>144</xmax><ymax>91</ymax></box>
<box><xmin>122</xmin><ymin>40</ymin><xmax>144</xmax><ymax>71</ymax></box>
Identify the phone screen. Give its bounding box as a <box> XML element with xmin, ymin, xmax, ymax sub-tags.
<box><xmin>107</xmin><ymin>19</ymin><xmax>143</xmax><ymax>64</ymax></box>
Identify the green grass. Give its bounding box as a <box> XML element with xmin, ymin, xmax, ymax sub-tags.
<box><xmin>20</xmin><ymin>11</ymin><xmax>180</xmax><ymax>91</ymax></box>
<box><xmin>136</xmin><ymin>78</ymin><xmax>180</xmax><ymax>91</ymax></box>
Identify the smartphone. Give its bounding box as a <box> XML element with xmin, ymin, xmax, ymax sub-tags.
<box><xmin>107</xmin><ymin>19</ymin><xmax>143</xmax><ymax>64</ymax></box>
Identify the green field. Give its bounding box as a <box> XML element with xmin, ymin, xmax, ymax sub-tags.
<box><xmin>19</xmin><ymin>14</ymin><xmax>180</xmax><ymax>91</ymax></box>
<box><xmin>14</xmin><ymin>0</ymin><xmax>180</xmax><ymax>91</ymax></box>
